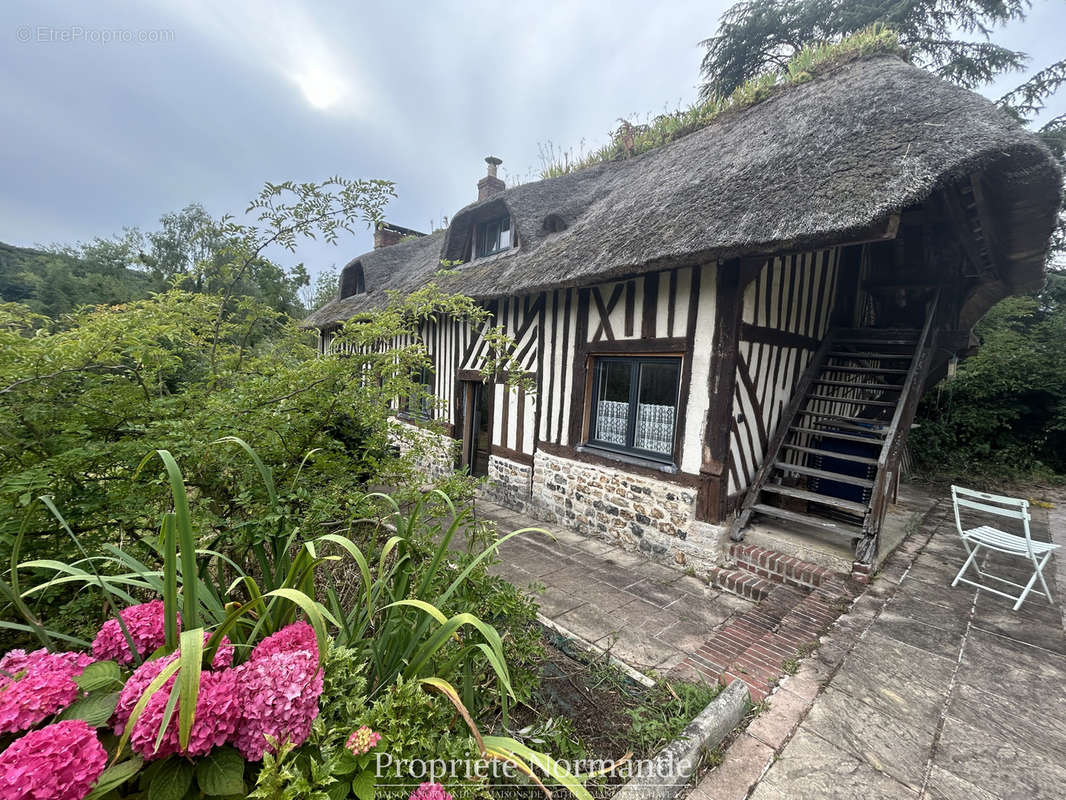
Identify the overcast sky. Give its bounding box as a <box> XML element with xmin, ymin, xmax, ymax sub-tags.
<box><xmin>2</xmin><ymin>0</ymin><xmax>1063</xmax><ymax>282</ymax></box>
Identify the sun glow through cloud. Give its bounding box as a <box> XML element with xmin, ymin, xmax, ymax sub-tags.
<box><xmin>293</xmin><ymin>67</ymin><xmax>344</xmax><ymax>110</ymax></box>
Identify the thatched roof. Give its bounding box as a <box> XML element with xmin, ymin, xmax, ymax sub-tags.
<box><xmin>304</xmin><ymin>54</ymin><xmax>1062</xmax><ymax>329</ymax></box>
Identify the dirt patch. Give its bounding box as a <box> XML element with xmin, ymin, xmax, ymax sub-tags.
<box><xmin>528</xmin><ymin>641</ymin><xmax>645</xmax><ymax>761</ymax></box>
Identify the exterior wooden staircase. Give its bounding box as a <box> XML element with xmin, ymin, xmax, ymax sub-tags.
<box><xmin>730</xmin><ymin>295</ymin><xmax>940</xmax><ymax>568</ymax></box>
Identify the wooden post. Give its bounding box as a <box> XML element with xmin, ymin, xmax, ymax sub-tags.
<box><xmin>697</xmin><ymin>259</ymin><xmax>744</xmax><ymax>523</ymax></box>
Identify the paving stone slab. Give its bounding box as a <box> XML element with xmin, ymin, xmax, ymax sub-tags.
<box><xmin>612</xmin><ymin>597</ymin><xmax>684</xmax><ymax>632</ymax></box>
<box><xmin>900</xmin><ymin>580</ymin><xmax>977</xmax><ymax>614</ymax></box>
<box><xmin>934</xmin><ymin>715</ymin><xmax>1066</xmax><ymax>800</ymax></box>
<box><xmin>830</xmin><ymin>658</ymin><xmax>947</xmax><ymax>731</ymax></box>
<box><xmin>847</xmin><ymin>630</ymin><xmax>957</xmax><ymax>691</ymax></box>
<box><xmin>804</xmin><ymin>686</ymin><xmax>933</xmax><ymax>792</ymax></box>
<box><xmin>970</xmin><ymin>600</ymin><xmax>1066</xmax><ymax>654</ymax></box>
<box><xmin>947</xmin><ymin>680</ymin><xmax>1066</xmax><ymax>761</ymax></box>
<box><xmin>689</xmin><ymin>733</ymin><xmax>774</xmax><ymax>800</ymax></box>
<box><xmin>746</xmin><ymin>686</ymin><xmax>811</xmax><ymax>749</ymax></box>
<box><xmin>603</xmin><ymin>629</ymin><xmax>680</xmax><ymax>671</ymax></box>
<box><xmin>963</xmin><ymin>626</ymin><xmax>1066</xmax><ymax>682</ymax></box>
<box><xmin>532</xmin><ymin>589</ymin><xmax>585</xmax><ymax>619</ymax></box>
<box><xmin>885</xmin><ymin>592</ymin><xmax>971</xmax><ymax>635</ymax></box>
<box><xmin>554</xmin><ymin>602</ymin><xmax>626</xmax><ymax>646</ymax></box>
<box><xmin>872</xmin><ymin>610</ymin><xmax>965</xmax><ymax>659</ymax></box>
<box><xmin>923</xmin><ymin>765</ymin><xmax>1000</xmax><ymax>800</ymax></box>
<box><xmin>754</xmin><ymin>728</ymin><xmax>918</xmax><ymax>800</ymax></box>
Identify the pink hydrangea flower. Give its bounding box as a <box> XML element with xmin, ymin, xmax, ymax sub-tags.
<box><xmin>113</xmin><ymin>654</ymin><xmax>240</xmax><ymax>761</ymax></box>
<box><xmin>203</xmin><ymin>633</ymin><xmax>234</xmax><ymax>670</ymax></box>
<box><xmin>232</xmin><ymin>648</ymin><xmax>323</xmax><ymax>761</ymax></box>
<box><xmin>345</xmin><ymin>725</ymin><xmax>381</xmax><ymax>755</ymax></box>
<box><xmin>0</xmin><ymin>719</ymin><xmax>107</xmax><ymax>800</ymax></box>
<box><xmin>91</xmin><ymin>600</ymin><xmax>172</xmax><ymax>665</ymax></box>
<box><xmin>0</xmin><ymin>649</ymin><xmax>93</xmax><ymax>735</ymax></box>
<box><xmin>249</xmin><ymin>621</ymin><xmax>317</xmax><ymax>662</ymax></box>
<box><xmin>409</xmin><ymin>783</ymin><xmax>454</xmax><ymax>800</ymax></box>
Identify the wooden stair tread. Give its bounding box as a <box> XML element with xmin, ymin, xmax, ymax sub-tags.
<box><xmin>760</xmin><ymin>484</ymin><xmax>868</xmax><ymax>514</ymax></box>
<box><xmin>837</xmin><ymin>328</ymin><xmax>920</xmax><ymax>337</ymax></box>
<box><xmin>835</xmin><ymin>338</ymin><xmax>919</xmax><ymax>346</ymax></box>
<box><xmin>781</xmin><ymin>443</ymin><xmax>879</xmax><ymax>465</ymax></box>
<box><xmin>774</xmin><ymin>461</ymin><xmax>875</xmax><ymax>488</ymax></box>
<box><xmin>797</xmin><ymin>412</ymin><xmax>889</xmax><ymax>434</ymax></box>
<box><xmin>807</xmin><ymin>393</ymin><xmax>898</xmax><ymax>407</ymax></box>
<box><xmin>751</xmin><ymin>503</ymin><xmax>864</xmax><ymax>539</ymax></box>
<box><xmin>820</xmin><ymin>365</ymin><xmax>910</xmax><ymax>375</ymax></box>
<box><xmin>828</xmin><ymin>351</ymin><xmax>914</xmax><ymax>360</ymax></box>
<box><xmin>791</xmin><ymin>425</ymin><xmax>884</xmax><ymax>444</ymax></box>
<box><xmin>813</xmin><ymin>379</ymin><xmax>903</xmax><ymax>391</ymax></box>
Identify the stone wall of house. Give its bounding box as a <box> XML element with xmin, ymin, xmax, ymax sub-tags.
<box><xmin>529</xmin><ymin>450</ymin><xmax>719</xmax><ymax>569</ymax></box>
<box><xmin>388</xmin><ymin>420</ymin><xmax>456</xmax><ymax>483</ymax></box>
<box><xmin>480</xmin><ymin>455</ymin><xmax>533</xmax><ymax>512</ymax></box>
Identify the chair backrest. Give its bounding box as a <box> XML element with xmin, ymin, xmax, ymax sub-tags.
<box><xmin>951</xmin><ymin>485</ymin><xmax>1034</xmax><ymax>554</ymax></box>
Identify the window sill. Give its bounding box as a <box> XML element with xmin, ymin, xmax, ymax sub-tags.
<box><xmin>576</xmin><ymin>443</ymin><xmax>678</xmax><ymax>474</ymax></box>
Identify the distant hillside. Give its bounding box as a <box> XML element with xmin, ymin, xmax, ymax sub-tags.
<box><xmin>0</xmin><ymin>240</ymin><xmax>156</xmax><ymax>317</ymax></box>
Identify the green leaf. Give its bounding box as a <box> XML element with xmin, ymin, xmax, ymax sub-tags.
<box><xmin>75</xmin><ymin>660</ymin><xmax>122</xmax><ymax>691</ymax></box>
<box><xmin>177</xmin><ymin>627</ymin><xmax>203</xmax><ymax>750</ymax></box>
<box><xmin>147</xmin><ymin>759</ymin><xmax>194</xmax><ymax>800</ymax></box>
<box><xmin>195</xmin><ymin>746</ymin><xmax>246</xmax><ymax>796</ymax></box>
<box><xmin>58</xmin><ymin>690</ymin><xmax>120</xmax><ymax>727</ymax></box>
<box><xmin>351</xmin><ymin>769</ymin><xmax>376</xmax><ymax>800</ymax></box>
<box><xmin>84</xmin><ymin>757</ymin><xmax>143</xmax><ymax>800</ymax></box>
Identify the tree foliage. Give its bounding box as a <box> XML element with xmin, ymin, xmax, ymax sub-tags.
<box><xmin>912</xmin><ymin>273</ymin><xmax>1066</xmax><ymax>478</ymax></box>
<box><xmin>697</xmin><ymin>0</ymin><xmax>1031</xmax><ymax>101</ymax></box>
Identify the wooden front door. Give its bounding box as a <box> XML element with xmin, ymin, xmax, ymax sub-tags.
<box><xmin>463</xmin><ymin>381</ymin><xmax>492</xmax><ymax>477</ymax></box>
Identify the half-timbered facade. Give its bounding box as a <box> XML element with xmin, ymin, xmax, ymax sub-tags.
<box><xmin>306</xmin><ymin>55</ymin><xmax>1061</xmax><ymax>577</ymax></box>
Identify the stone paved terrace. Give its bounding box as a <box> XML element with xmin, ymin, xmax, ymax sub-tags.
<box><xmin>693</xmin><ymin>488</ymin><xmax>1066</xmax><ymax>800</ymax></box>
<box><xmin>471</xmin><ymin>499</ymin><xmax>754</xmax><ymax>676</ymax></box>
<box><xmin>470</xmin><ymin>498</ymin><xmax>862</xmax><ymax>699</ymax></box>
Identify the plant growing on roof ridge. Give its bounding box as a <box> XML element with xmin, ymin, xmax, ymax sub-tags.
<box><xmin>538</xmin><ymin>26</ymin><xmax>904</xmax><ymax>179</ymax></box>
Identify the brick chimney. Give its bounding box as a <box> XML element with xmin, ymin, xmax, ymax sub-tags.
<box><xmin>373</xmin><ymin>221</ymin><xmax>426</xmax><ymax>249</ymax></box>
<box><xmin>477</xmin><ymin>156</ymin><xmax>505</xmax><ymax>201</ymax></box>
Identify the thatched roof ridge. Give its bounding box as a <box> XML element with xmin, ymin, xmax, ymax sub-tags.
<box><xmin>304</xmin><ymin>54</ymin><xmax>1061</xmax><ymax>329</ymax></box>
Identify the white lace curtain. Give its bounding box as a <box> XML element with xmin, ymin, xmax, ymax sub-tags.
<box><xmin>635</xmin><ymin>403</ymin><xmax>674</xmax><ymax>454</ymax></box>
<box><xmin>595</xmin><ymin>400</ymin><xmax>675</xmax><ymax>454</ymax></box>
<box><xmin>595</xmin><ymin>400</ymin><xmax>628</xmax><ymax>445</ymax></box>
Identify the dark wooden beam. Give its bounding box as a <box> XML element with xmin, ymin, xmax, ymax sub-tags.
<box><xmin>697</xmin><ymin>259</ymin><xmax>744</xmax><ymax>523</ymax></box>
<box><xmin>739</xmin><ymin>323</ymin><xmax>819</xmax><ymax>351</ymax></box>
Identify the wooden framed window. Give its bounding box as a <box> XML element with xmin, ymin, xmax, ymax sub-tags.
<box><xmin>587</xmin><ymin>356</ymin><xmax>681</xmax><ymax>462</ymax></box>
<box><xmin>473</xmin><ymin>216</ymin><xmax>512</xmax><ymax>259</ymax></box>
<box><xmin>400</xmin><ymin>364</ymin><xmax>435</xmax><ymax>420</ymax></box>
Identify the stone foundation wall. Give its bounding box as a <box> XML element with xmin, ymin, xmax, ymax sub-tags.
<box><xmin>480</xmin><ymin>455</ymin><xmax>534</xmax><ymax>512</ymax></box>
<box><xmin>388</xmin><ymin>420</ymin><xmax>456</xmax><ymax>483</ymax></box>
<box><xmin>529</xmin><ymin>450</ymin><xmax>720</xmax><ymax>570</ymax></box>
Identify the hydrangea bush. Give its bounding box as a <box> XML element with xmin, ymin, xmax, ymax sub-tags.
<box><xmin>3</xmin><ymin>450</ymin><xmax>591</xmax><ymax>800</ymax></box>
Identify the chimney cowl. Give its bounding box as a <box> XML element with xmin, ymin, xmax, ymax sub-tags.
<box><xmin>477</xmin><ymin>155</ymin><xmax>505</xmax><ymax>201</ymax></box>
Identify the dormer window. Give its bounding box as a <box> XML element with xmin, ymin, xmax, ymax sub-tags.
<box><xmin>473</xmin><ymin>215</ymin><xmax>513</xmax><ymax>259</ymax></box>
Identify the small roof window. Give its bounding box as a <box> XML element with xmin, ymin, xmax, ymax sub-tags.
<box><xmin>472</xmin><ymin>215</ymin><xmax>513</xmax><ymax>259</ymax></box>
<box><xmin>339</xmin><ymin>262</ymin><xmax>365</xmax><ymax>298</ymax></box>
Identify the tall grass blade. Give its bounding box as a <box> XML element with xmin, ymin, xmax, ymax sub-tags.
<box><xmin>137</xmin><ymin>450</ymin><xmax>199</xmax><ymax>630</ymax></box>
<box><xmin>161</xmin><ymin>512</ymin><xmax>179</xmax><ymax>651</ymax></box>
<box><xmin>177</xmin><ymin>627</ymin><xmax>203</xmax><ymax>749</ymax></box>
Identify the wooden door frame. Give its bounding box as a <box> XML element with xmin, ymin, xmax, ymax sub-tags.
<box><xmin>459</xmin><ymin>378</ymin><xmax>494</xmax><ymax>474</ymax></box>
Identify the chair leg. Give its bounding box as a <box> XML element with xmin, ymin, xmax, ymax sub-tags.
<box><xmin>953</xmin><ymin>544</ymin><xmax>980</xmax><ymax>588</ymax></box>
<box><xmin>1034</xmin><ymin>552</ymin><xmax>1055</xmax><ymax>606</ymax></box>
<box><xmin>1012</xmin><ymin>567</ymin><xmax>1042</xmax><ymax>611</ymax></box>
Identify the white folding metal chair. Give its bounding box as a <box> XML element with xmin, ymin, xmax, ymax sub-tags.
<box><xmin>951</xmin><ymin>485</ymin><xmax>1059</xmax><ymax>611</ymax></box>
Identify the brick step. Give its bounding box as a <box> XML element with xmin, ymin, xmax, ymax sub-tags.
<box><xmin>679</xmin><ymin>585</ymin><xmax>849</xmax><ymax>702</ymax></box>
<box><xmin>707</xmin><ymin>565</ymin><xmax>774</xmax><ymax>602</ymax></box>
<box><xmin>727</xmin><ymin>543</ymin><xmax>842</xmax><ymax>591</ymax></box>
